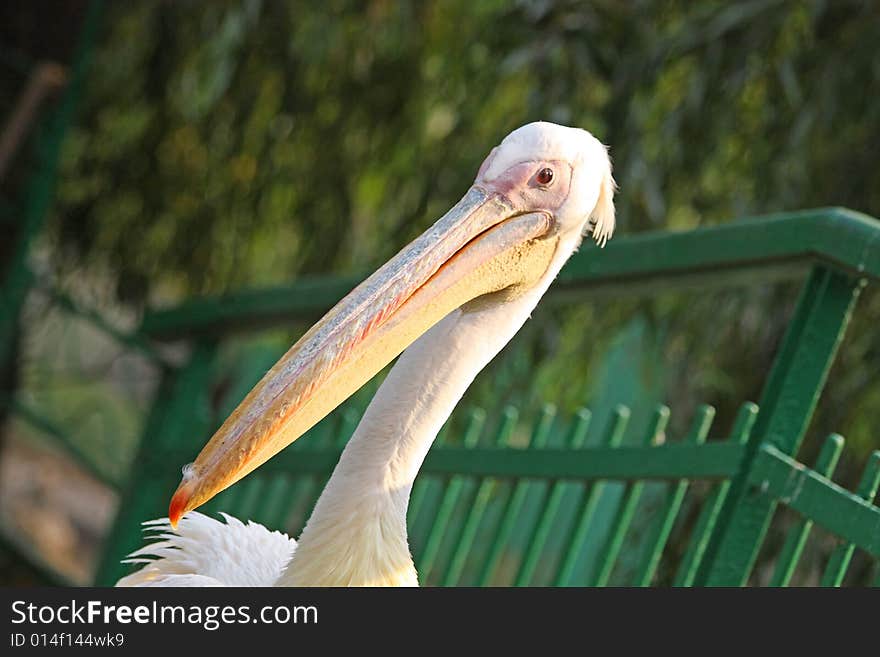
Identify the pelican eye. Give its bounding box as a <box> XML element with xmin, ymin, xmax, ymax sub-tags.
<box><xmin>536</xmin><ymin>167</ymin><xmax>554</xmax><ymax>185</ymax></box>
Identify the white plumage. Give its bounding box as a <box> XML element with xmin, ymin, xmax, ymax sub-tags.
<box><xmin>117</xmin><ymin>513</ymin><xmax>296</xmax><ymax>586</ymax></box>
<box><xmin>118</xmin><ymin>122</ymin><xmax>615</xmax><ymax>587</ymax></box>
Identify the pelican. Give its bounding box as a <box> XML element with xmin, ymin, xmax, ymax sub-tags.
<box><xmin>118</xmin><ymin>121</ymin><xmax>616</xmax><ymax>587</ymax></box>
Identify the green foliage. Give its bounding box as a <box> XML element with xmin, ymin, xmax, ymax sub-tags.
<box><xmin>58</xmin><ymin>1</ymin><xmax>879</xmax><ymax>298</ymax></box>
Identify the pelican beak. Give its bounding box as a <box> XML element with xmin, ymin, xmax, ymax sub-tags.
<box><xmin>168</xmin><ymin>186</ymin><xmax>559</xmax><ymax>526</ymax></box>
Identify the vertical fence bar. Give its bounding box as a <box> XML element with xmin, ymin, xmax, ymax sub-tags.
<box><xmin>94</xmin><ymin>339</ymin><xmax>218</xmax><ymax>585</ymax></box>
<box><xmin>229</xmin><ymin>476</ymin><xmax>267</xmax><ymax>521</ymax></box>
<box><xmin>553</xmin><ymin>405</ymin><xmax>631</xmax><ymax>586</ymax></box>
<box><xmin>441</xmin><ymin>406</ymin><xmax>519</xmax><ymax>586</ymax></box>
<box><xmin>514</xmin><ymin>409</ymin><xmax>592</xmax><ymax>586</ymax></box>
<box><xmin>634</xmin><ymin>405</ymin><xmax>714</xmax><ymax>586</ymax></box>
<box><xmin>336</xmin><ymin>407</ymin><xmax>361</xmax><ymax>448</ymax></box>
<box><xmin>770</xmin><ymin>434</ymin><xmax>844</xmax><ymax>586</ymax></box>
<box><xmin>217</xmin><ymin>484</ymin><xmax>246</xmax><ymax>519</ymax></box>
<box><xmin>279</xmin><ymin>423</ymin><xmax>332</xmax><ymax>532</ymax></box>
<box><xmin>275</xmin><ymin>408</ymin><xmax>359</xmax><ymax>532</ymax></box>
<box><xmin>819</xmin><ymin>452</ymin><xmax>880</xmax><ymax>587</ymax></box>
<box><xmin>418</xmin><ymin>409</ymin><xmax>486</xmax><ymax>581</ymax></box>
<box><xmin>257</xmin><ymin>476</ymin><xmax>293</xmax><ymax>529</ymax></box>
<box><xmin>477</xmin><ymin>405</ymin><xmax>556</xmax><ymax>586</ymax></box>
<box><xmin>407</xmin><ymin>421</ymin><xmax>451</xmax><ymax>538</ymax></box>
<box><xmin>701</xmin><ymin>265</ymin><xmax>863</xmax><ymax>586</ymax></box>
<box><xmin>590</xmin><ymin>405</ymin><xmax>669</xmax><ymax>586</ymax></box>
<box><xmin>673</xmin><ymin>402</ymin><xmax>757</xmax><ymax>586</ymax></box>
<box><xmin>297</xmin><ymin>416</ymin><xmax>347</xmax><ymax>525</ymax></box>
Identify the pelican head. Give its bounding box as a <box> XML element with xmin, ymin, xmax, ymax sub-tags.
<box><xmin>168</xmin><ymin>121</ymin><xmax>616</xmax><ymax>525</ymax></box>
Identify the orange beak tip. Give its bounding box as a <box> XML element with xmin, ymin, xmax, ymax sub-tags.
<box><xmin>168</xmin><ymin>485</ymin><xmax>191</xmax><ymax>529</ymax></box>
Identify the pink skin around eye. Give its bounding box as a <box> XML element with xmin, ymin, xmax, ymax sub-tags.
<box><xmin>475</xmin><ymin>159</ymin><xmax>573</xmax><ymax>216</ymax></box>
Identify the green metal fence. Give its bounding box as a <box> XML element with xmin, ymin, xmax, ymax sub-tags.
<box><xmin>1</xmin><ymin>0</ymin><xmax>879</xmax><ymax>586</ymax></box>
<box><xmin>77</xmin><ymin>207</ymin><xmax>877</xmax><ymax>586</ymax></box>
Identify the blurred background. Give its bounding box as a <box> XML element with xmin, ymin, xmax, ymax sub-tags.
<box><xmin>1</xmin><ymin>0</ymin><xmax>878</xmax><ymax>586</ymax></box>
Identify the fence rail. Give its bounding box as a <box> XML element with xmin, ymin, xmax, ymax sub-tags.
<box><xmin>137</xmin><ymin>206</ymin><xmax>880</xmax><ymax>340</ymax></box>
<box><xmin>181</xmin><ymin>401</ymin><xmax>880</xmax><ymax>587</ymax></box>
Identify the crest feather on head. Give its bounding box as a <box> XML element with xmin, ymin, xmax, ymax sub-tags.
<box><xmin>587</xmin><ymin>149</ymin><xmax>616</xmax><ymax>248</ymax></box>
